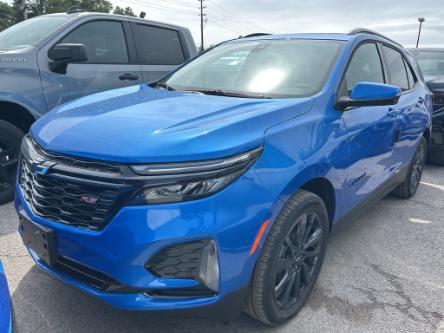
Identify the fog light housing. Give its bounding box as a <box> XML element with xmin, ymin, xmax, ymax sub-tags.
<box><xmin>199</xmin><ymin>240</ymin><xmax>220</xmax><ymax>293</ymax></box>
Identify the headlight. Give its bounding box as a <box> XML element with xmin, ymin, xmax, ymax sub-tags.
<box><xmin>129</xmin><ymin>147</ymin><xmax>262</xmax><ymax>205</ymax></box>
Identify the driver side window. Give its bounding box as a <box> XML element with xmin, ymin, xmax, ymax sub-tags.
<box><xmin>343</xmin><ymin>43</ymin><xmax>385</xmax><ymax>96</ymax></box>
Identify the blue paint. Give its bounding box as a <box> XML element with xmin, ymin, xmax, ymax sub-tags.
<box><xmin>350</xmin><ymin>82</ymin><xmax>401</xmax><ymax>100</ymax></box>
<box><xmin>0</xmin><ymin>261</ymin><xmax>12</xmax><ymax>333</ymax></box>
<box><xmin>17</xmin><ymin>32</ymin><xmax>432</xmax><ymax>315</ymax></box>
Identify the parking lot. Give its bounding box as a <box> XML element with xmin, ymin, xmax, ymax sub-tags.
<box><xmin>0</xmin><ymin>166</ymin><xmax>442</xmax><ymax>333</ymax></box>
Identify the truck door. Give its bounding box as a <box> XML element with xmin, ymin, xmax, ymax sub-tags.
<box><xmin>38</xmin><ymin>18</ymin><xmax>142</xmax><ymax>111</ymax></box>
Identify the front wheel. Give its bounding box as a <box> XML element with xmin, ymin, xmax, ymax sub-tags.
<box><xmin>392</xmin><ymin>136</ymin><xmax>427</xmax><ymax>199</ymax></box>
<box><xmin>0</xmin><ymin>120</ymin><xmax>24</xmax><ymax>205</ymax></box>
<box><xmin>244</xmin><ymin>190</ymin><xmax>329</xmax><ymax>325</ymax></box>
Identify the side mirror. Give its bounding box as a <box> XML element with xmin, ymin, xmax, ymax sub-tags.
<box><xmin>335</xmin><ymin>82</ymin><xmax>401</xmax><ymax>110</ymax></box>
<box><xmin>48</xmin><ymin>43</ymin><xmax>88</xmax><ymax>74</ymax></box>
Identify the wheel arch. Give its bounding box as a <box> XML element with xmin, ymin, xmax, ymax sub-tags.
<box><xmin>0</xmin><ymin>101</ymin><xmax>36</xmax><ymax>134</ymax></box>
<box><xmin>300</xmin><ymin>177</ymin><xmax>336</xmax><ymax>229</ymax></box>
<box><xmin>274</xmin><ymin>163</ymin><xmax>337</xmax><ymax>231</ymax></box>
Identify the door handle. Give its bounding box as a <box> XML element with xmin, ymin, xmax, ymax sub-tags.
<box><xmin>119</xmin><ymin>73</ymin><xmax>139</xmax><ymax>81</ymax></box>
<box><xmin>388</xmin><ymin>107</ymin><xmax>398</xmax><ymax>117</ymax></box>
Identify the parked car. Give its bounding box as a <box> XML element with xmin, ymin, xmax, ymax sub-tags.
<box><xmin>16</xmin><ymin>30</ymin><xmax>432</xmax><ymax>325</ymax></box>
<box><xmin>408</xmin><ymin>48</ymin><xmax>444</xmax><ymax>165</ymax></box>
<box><xmin>0</xmin><ymin>11</ymin><xmax>197</xmax><ymax>204</ymax></box>
<box><xmin>0</xmin><ymin>260</ymin><xmax>12</xmax><ymax>333</ymax></box>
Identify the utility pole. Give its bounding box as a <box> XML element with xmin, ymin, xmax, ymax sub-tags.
<box><xmin>416</xmin><ymin>17</ymin><xmax>425</xmax><ymax>48</ymax></box>
<box><xmin>199</xmin><ymin>0</ymin><xmax>206</xmax><ymax>52</ymax></box>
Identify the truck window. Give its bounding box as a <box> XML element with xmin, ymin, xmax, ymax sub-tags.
<box><xmin>382</xmin><ymin>45</ymin><xmax>409</xmax><ymax>91</ymax></box>
<box><xmin>133</xmin><ymin>24</ymin><xmax>186</xmax><ymax>65</ymax></box>
<box><xmin>60</xmin><ymin>20</ymin><xmax>129</xmax><ymax>64</ymax></box>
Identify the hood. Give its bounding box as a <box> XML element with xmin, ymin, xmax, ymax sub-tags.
<box><xmin>31</xmin><ymin>85</ymin><xmax>314</xmax><ymax>163</ymax></box>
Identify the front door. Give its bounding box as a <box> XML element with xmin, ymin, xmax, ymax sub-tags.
<box><xmin>340</xmin><ymin>42</ymin><xmax>400</xmax><ymax>208</ymax></box>
<box><xmin>38</xmin><ymin>19</ymin><xmax>142</xmax><ymax>111</ymax></box>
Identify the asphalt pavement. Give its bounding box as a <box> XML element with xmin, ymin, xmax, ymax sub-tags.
<box><xmin>0</xmin><ymin>166</ymin><xmax>443</xmax><ymax>333</ymax></box>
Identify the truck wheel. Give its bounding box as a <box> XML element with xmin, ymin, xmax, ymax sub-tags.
<box><xmin>392</xmin><ymin>136</ymin><xmax>427</xmax><ymax>199</ymax></box>
<box><xmin>427</xmin><ymin>149</ymin><xmax>444</xmax><ymax>166</ymax></box>
<box><xmin>0</xmin><ymin>120</ymin><xmax>24</xmax><ymax>205</ymax></box>
<box><xmin>244</xmin><ymin>190</ymin><xmax>329</xmax><ymax>325</ymax></box>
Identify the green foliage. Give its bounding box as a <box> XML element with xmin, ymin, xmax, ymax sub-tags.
<box><xmin>113</xmin><ymin>6</ymin><xmax>136</xmax><ymax>17</ymax></box>
<box><xmin>0</xmin><ymin>0</ymin><xmax>136</xmax><ymax>31</ymax></box>
<box><xmin>0</xmin><ymin>1</ymin><xmax>14</xmax><ymax>31</ymax></box>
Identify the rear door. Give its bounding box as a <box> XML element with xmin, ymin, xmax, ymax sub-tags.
<box><xmin>341</xmin><ymin>42</ymin><xmax>400</xmax><ymax>208</ymax></box>
<box><xmin>130</xmin><ymin>22</ymin><xmax>189</xmax><ymax>82</ymax></box>
<box><xmin>380</xmin><ymin>45</ymin><xmax>429</xmax><ymax>169</ymax></box>
<box><xmin>38</xmin><ymin>18</ymin><xmax>142</xmax><ymax>111</ymax></box>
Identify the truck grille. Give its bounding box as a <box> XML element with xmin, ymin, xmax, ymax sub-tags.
<box><xmin>433</xmin><ymin>90</ymin><xmax>444</xmax><ymax>114</ymax></box>
<box><xmin>18</xmin><ymin>138</ymin><xmax>135</xmax><ymax>230</ymax></box>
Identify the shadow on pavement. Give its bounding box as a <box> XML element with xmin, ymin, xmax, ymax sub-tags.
<box><xmin>12</xmin><ymin>266</ymin><xmax>270</xmax><ymax>333</ymax></box>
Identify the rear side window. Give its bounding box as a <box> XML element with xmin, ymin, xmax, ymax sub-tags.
<box><xmin>133</xmin><ymin>24</ymin><xmax>185</xmax><ymax>65</ymax></box>
<box><xmin>344</xmin><ymin>43</ymin><xmax>385</xmax><ymax>94</ymax></box>
<box><xmin>60</xmin><ymin>21</ymin><xmax>129</xmax><ymax>64</ymax></box>
<box><xmin>404</xmin><ymin>59</ymin><xmax>417</xmax><ymax>89</ymax></box>
<box><xmin>382</xmin><ymin>45</ymin><xmax>409</xmax><ymax>91</ymax></box>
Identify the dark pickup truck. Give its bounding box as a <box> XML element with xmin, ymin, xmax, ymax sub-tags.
<box><xmin>409</xmin><ymin>48</ymin><xmax>444</xmax><ymax>165</ymax></box>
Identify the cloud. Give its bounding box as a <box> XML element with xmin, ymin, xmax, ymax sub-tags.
<box><xmin>74</xmin><ymin>0</ymin><xmax>444</xmax><ymax>48</ymax></box>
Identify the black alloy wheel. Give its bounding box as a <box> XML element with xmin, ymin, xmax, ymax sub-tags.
<box><xmin>392</xmin><ymin>136</ymin><xmax>427</xmax><ymax>199</ymax></box>
<box><xmin>244</xmin><ymin>190</ymin><xmax>329</xmax><ymax>325</ymax></box>
<box><xmin>273</xmin><ymin>213</ymin><xmax>322</xmax><ymax>309</ymax></box>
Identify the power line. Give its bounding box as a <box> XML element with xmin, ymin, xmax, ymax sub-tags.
<box><xmin>121</xmin><ymin>0</ymin><xmax>200</xmax><ymax>16</ymax></box>
<box><xmin>209</xmin><ymin>1</ymin><xmax>271</xmax><ymax>33</ymax></box>
<box><xmin>209</xmin><ymin>18</ymin><xmax>244</xmax><ymax>36</ymax></box>
<box><xmin>206</xmin><ymin>10</ymin><xmax>257</xmax><ymax>35</ymax></box>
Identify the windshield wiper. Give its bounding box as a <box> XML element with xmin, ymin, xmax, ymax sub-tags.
<box><xmin>149</xmin><ymin>81</ymin><xmax>176</xmax><ymax>91</ymax></box>
<box><xmin>186</xmin><ymin>89</ymin><xmax>271</xmax><ymax>99</ymax></box>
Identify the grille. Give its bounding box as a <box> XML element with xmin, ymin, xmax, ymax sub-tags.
<box><xmin>55</xmin><ymin>257</ymin><xmax>126</xmax><ymax>291</ymax></box>
<box><xmin>433</xmin><ymin>90</ymin><xmax>444</xmax><ymax>114</ymax></box>
<box><xmin>27</xmin><ymin>138</ymin><xmax>121</xmax><ymax>174</ymax></box>
<box><xmin>19</xmin><ymin>139</ymin><xmax>134</xmax><ymax>230</ymax></box>
<box><xmin>146</xmin><ymin>239</ymin><xmax>209</xmax><ymax>279</ymax></box>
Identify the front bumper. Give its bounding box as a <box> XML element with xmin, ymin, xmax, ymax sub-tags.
<box><xmin>15</xmin><ymin>171</ymin><xmax>274</xmax><ymax>316</ymax></box>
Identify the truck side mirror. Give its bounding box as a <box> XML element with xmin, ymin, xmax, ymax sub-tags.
<box><xmin>48</xmin><ymin>43</ymin><xmax>88</xmax><ymax>74</ymax></box>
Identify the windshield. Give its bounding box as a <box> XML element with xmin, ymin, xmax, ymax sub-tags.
<box><xmin>410</xmin><ymin>50</ymin><xmax>444</xmax><ymax>76</ymax></box>
<box><xmin>0</xmin><ymin>16</ymin><xmax>71</xmax><ymax>50</ymax></box>
<box><xmin>164</xmin><ymin>39</ymin><xmax>344</xmax><ymax>98</ymax></box>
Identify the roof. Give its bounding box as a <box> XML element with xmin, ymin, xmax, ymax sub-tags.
<box><xmin>41</xmin><ymin>11</ymin><xmax>187</xmax><ymax>31</ymax></box>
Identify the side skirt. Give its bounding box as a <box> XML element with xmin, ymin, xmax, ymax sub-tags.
<box><xmin>330</xmin><ymin>165</ymin><xmax>409</xmax><ymax>236</ymax></box>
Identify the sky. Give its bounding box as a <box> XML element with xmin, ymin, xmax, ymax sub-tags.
<box><xmin>112</xmin><ymin>0</ymin><xmax>444</xmax><ymax>48</ymax></box>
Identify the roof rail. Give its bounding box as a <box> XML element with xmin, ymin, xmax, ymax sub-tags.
<box><xmin>67</xmin><ymin>6</ymin><xmax>83</xmax><ymax>14</ymax></box>
<box><xmin>242</xmin><ymin>33</ymin><xmax>272</xmax><ymax>38</ymax></box>
<box><xmin>349</xmin><ymin>28</ymin><xmax>403</xmax><ymax>48</ymax></box>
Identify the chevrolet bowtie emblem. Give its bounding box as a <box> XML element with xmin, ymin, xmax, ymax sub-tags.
<box><xmin>32</xmin><ymin>162</ymin><xmax>55</xmax><ymax>176</ymax></box>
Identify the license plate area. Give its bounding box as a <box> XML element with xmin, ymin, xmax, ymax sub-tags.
<box><xmin>19</xmin><ymin>214</ymin><xmax>57</xmax><ymax>266</ymax></box>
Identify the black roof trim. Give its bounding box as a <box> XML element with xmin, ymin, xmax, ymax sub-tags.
<box><xmin>349</xmin><ymin>28</ymin><xmax>403</xmax><ymax>48</ymax></box>
<box><xmin>242</xmin><ymin>33</ymin><xmax>272</xmax><ymax>38</ymax></box>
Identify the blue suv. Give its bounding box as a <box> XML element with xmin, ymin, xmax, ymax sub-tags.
<box><xmin>16</xmin><ymin>30</ymin><xmax>432</xmax><ymax>325</ymax></box>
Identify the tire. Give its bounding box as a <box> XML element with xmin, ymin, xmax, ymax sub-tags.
<box><xmin>427</xmin><ymin>149</ymin><xmax>444</xmax><ymax>166</ymax></box>
<box><xmin>392</xmin><ymin>136</ymin><xmax>427</xmax><ymax>199</ymax></box>
<box><xmin>244</xmin><ymin>190</ymin><xmax>329</xmax><ymax>326</ymax></box>
<box><xmin>0</xmin><ymin>120</ymin><xmax>24</xmax><ymax>205</ymax></box>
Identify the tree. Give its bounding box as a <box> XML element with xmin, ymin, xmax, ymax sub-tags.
<box><xmin>113</xmin><ymin>6</ymin><xmax>135</xmax><ymax>17</ymax></box>
<box><xmin>0</xmin><ymin>1</ymin><xmax>14</xmax><ymax>31</ymax></box>
<box><xmin>0</xmin><ymin>0</ymin><xmax>134</xmax><ymax>32</ymax></box>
